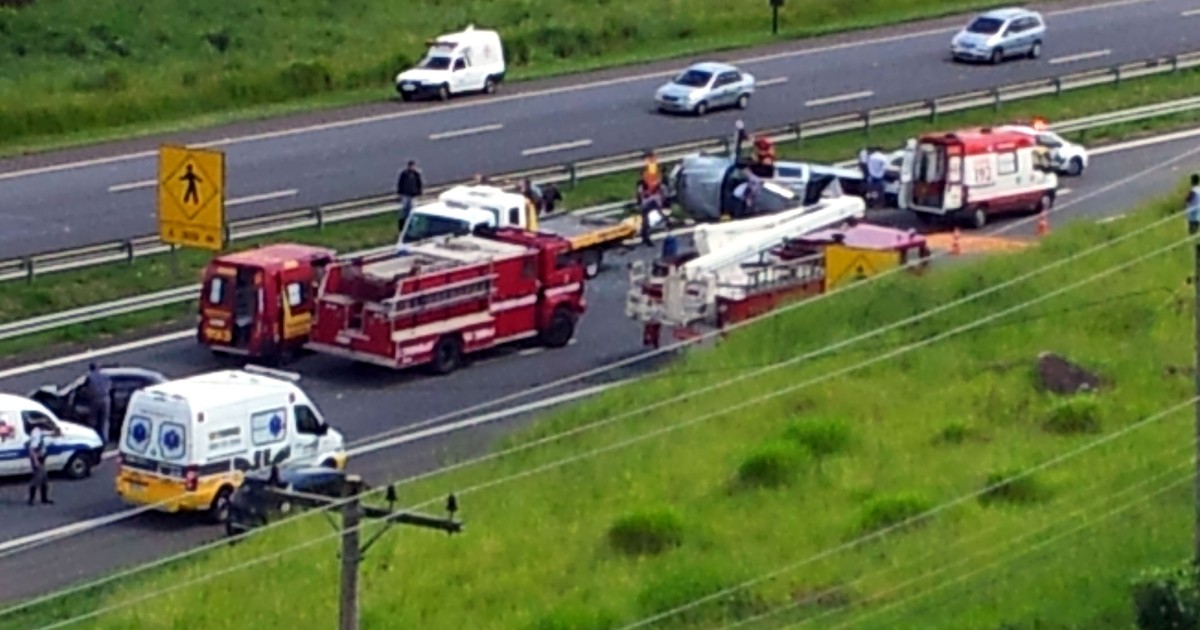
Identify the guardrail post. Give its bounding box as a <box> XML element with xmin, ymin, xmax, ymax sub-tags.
<box><xmin>314</xmin><ymin>206</ymin><xmax>325</xmax><ymax>230</ymax></box>
<box><xmin>991</xmin><ymin>88</ymin><xmax>1001</xmax><ymax>111</ymax></box>
<box><xmin>790</xmin><ymin>122</ymin><xmax>802</xmax><ymax>145</ymax></box>
<box><xmin>861</xmin><ymin>111</ymin><xmax>871</xmax><ymax>135</ymax></box>
<box><xmin>927</xmin><ymin>100</ymin><xmax>938</xmax><ymax>122</ymax></box>
<box><xmin>567</xmin><ymin>163</ymin><xmax>578</xmax><ymax>189</ymax></box>
<box><xmin>1113</xmin><ymin>65</ymin><xmax>1122</xmax><ymax>86</ymax></box>
<box><xmin>22</xmin><ymin>257</ymin><xmax>33</xmax><ymax>284</ymax></box>
<box><xmin>123</xmin><ymin>240</ymin><xmax>135</xmax><ymax>265</ymax></box>
<box><xmin>223</xmin><ymin>224</ymin><xmax>233</xmax><ymax>248</ymax></box>
<box><xmin>719</xmin><ymin>136</ymin><xmax>730</xmax><ymax>154</ymax></box>
<box><xmin>1053</xmin><ymin>77</ymin><xmax>1063</xmax><ymax>96</ymax></box>
<box><xmin>1172</xmin><ymin>55</ymin><xmax>1180</xmax><ymax>73</ymax></box>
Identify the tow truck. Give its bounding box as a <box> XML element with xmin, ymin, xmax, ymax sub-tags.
<box><xmin>308</xmin><ymin>227</ymin><xmax>586</xmax><ymax>374</ymax></box>
<box><xmin>400</xmin><ymin>184</ymin><xmax>641</xmax><ymax>279</ymax></box>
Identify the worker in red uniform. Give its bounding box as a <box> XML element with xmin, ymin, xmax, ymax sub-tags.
<box><xmin>750</xmin><ymin>135</ymin><xmax>776</xmax><ymax>177</ymax></box>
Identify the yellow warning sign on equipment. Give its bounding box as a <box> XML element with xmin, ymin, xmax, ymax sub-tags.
<box><xmin>157</xmin><ymin>145</ymin><xmax>225</xmax><ymax>252</ymax></box>
<box><xmin>824</xmin><ymin>245</ymin><xmax>901</xmax><ymax>291</ymax></box>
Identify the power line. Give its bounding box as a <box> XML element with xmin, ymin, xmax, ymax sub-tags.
<box><xmin>21</xmin><ymin>225</ymin><xmax>1194</xmax><ymax>628</ymax></box>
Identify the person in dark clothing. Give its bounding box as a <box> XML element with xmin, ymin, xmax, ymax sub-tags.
<box><xmin>27</xmin><ymin>424</ymin><xmax>53</xmax><ymax>505</ymax></box>
<box><xmin>85</xmin><ymin>363</ymin><xmax>113</xmax><ymax>444</ymax></box>
<box><xmin>540</xmin><ymin>183</ymin><xmax>563</xmax><ymax>214</ymax></box>
<box><xmin>396</xmin><ymin>161</ymin><xmax>423</xmax><ymax>230</ymax></box>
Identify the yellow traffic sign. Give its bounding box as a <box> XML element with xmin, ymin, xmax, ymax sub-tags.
<box><xmin>157</xmin><ymin>145</ymin><xmax>225</xmax><ymax>251</ymax></box>
<box><xmin>824</xmin><ymin>245</ymin><xmax>900</xmax><ymax>290</ymax></box>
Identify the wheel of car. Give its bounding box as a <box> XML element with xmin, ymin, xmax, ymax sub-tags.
<box><xmin>1028</xmin><ymin>41</ymin><xmax>1042</xmax><ymax>59</ymax></box>
<box><xmin>438</xmin><ymin>84</ymin><xmax>450</xmax><ymax>101</ymax></box>
<box><xmin>736</xmin><ymin>93</ymin><xmax>750</xmax><ymax>110</ymax></box>
<box><xmin>484</xmin><ymin>77</ymin><xmax>497</xmax><ymax>94</ymax></box>
<box><xmin>971</xmin><ymin>207</ymin><xmax>988</xmax><ymax>230</ymax></box>
<box><xmin>694</xmin><ymin>101</ymin><xmax>708</xmax><ymax>116</ymax></box>
<box><xmin>990</xmin><ymin>48</ymin><xmax>1004</xmax><ymax>64</ymax></box>
<box><xmin>1067</xmin><ymin>157</ymin><xmax>1084</xmax><ymax>177</ymax></box>
<box><xmin>207</xmin><ymin>487</ymin><xmax>233</xmax><ymax>525</ymax></box>
<box><xmin>63</xmin><ymin>452</ymin><xmax>91</xmax><ymax>480</ymax></box>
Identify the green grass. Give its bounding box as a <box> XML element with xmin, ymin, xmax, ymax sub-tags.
<box><xmin>0</xmin><ymin>0</ymin><xmax>1022</xmax><ymax>156</ymax></box>
<box><xmin>3</xmin><ymin>178</ymin><xmax>1196</xmax><ymax>629</ymax></box>
<box><xmin>4</xmin><ymin>64</ymin><xmax>1200</xmax><ymax>361</ymax></box>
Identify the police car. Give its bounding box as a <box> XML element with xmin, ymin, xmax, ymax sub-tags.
<box><xmin>0</xmin><ymin>394</ymin><xmax>105</xmax><ymax>479</ymax></box>
<box><xmin>999</xmin><ymin>119</ymin><xmax>1089</xmax><ymax>176</ymax></box>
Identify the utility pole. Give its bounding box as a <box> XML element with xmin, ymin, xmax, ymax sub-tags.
<box><xmin>264</xmin><ymin>471</ymin><xmax>463</xmax><ymax>630</ymax></box>
<box><xmin>770</xmin><ymin>0</ymin><xmax>784</xmax><ymax>35</ymax></box>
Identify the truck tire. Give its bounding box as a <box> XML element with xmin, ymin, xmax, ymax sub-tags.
<box><xmin>64</xmin><ymin>452</ymin><xmax>92</xmax><ymax>480</ymax></box>
<box><xmin>429</xmin><ymin>335</ymin><xmax>463</xmax><ymax>375</ymax></box>
<box><xmin>582</xmin><ymin>250</ymin><xmax>602</xmax><ymax>279</ymax></box>
<box><xmin>541</xmin><ymin>307</ymin><xmax>576</xmax><ymax>348</ymax></box>
<box><xmin>207</xmin><ymin>486</ymin><xmax>234</xmax><ymax>525</ymax></box>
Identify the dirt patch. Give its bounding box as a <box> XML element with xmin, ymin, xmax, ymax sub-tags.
<box><xmin>1035</xmin><ymin>352</ymin><xmax>1105</xmax><ymax>395</ymax></box>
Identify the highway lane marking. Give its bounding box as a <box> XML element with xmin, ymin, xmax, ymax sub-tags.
<box><xmin>805</xmin><ymin>90</ymin><xmax>875</xmax><ymax>108</ymax></box>
<box><xmin>521</xmin><ymin>138</ymin><xmax>593</xmax><ymax>157</ymax></box>
<box><xmin>107</xmin><ymin>179</ymin><xmax>155</xmax><ymax>193</ymax></box>
<box><xmin>428</xmin><ymin>123</ymin><xmax>505</xmax><ymax>141</ymax></box>
<box><xmin>1048</xmin><ymin>48</ymin><xmax>1112</xmax><ymax>65</ymax></box>
<box><xmin>0</xmin><ymin>0</ymin><xmax>1155</xmax><ymax>182</ymax></box>
<box><xmin>1182</xmin><ymin>8</ymin><xmax>1200</xmax><ymax>16</ymax></box>
<box><xmin>1060</xmin><ymin>187</ymin><xmax>1073</xmax><ymax>195</ymax></box>
<box><xmin>226</xmin><ymin>189</ymin><xmax>298</xmax><ymax>207</ymax></box>
<box><xmin>756</xmin><ymin>77</ymin><xmax>789</xmax><ymax>88</ymax></box>
<box><xmin>1097</xmin><ymin>213</ymin><xmax>1127</xmax><ymax>224</ymax></box>
<box><xmin>1</xmin><ymin>377</ymin><xmax>630</xmax><ymax>555</ymax></box>
<box><xmin>0</xmin><ymin>125</ymin><xmax>1194</xmax><ymax>386</ymax></box>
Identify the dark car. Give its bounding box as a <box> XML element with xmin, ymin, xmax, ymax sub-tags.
<box><xmin>225</xmin><ymin>466</ymin><xmax>352</xmax><ymax>537</ymax></box>
<box><xmin>29</xmin><ymin>366</ymin><xmax>168</xmax><ymax>444</ymax></box>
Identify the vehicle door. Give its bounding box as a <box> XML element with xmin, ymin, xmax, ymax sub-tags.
<box><xmin>1005</xmin><ymin>18</ymin><xmax>1031</xmax><ymax>54</ymax></box>
<box><xmin>22</xmin><ymin>410</ymin><xmax>65</xmax><ymax>471</ymax></box>
<box><xmin>451</xmin><ymin>57</ymin><xmax>471</xmax><ymax>93</ymax></box>
<box><xmin>896</xmin><ymin>139</ymin><xmax>916</xmax><ymax>210</ymax></box>
<box><xmin>0</xmin><ymin>411</ymin><xmax>28</xmax><ymax>476</ymax></box>
<box><xmin>64</xmin><ymin>376</ymin><xmax>94</xmax><ymax>428</ymax></box>
<box><xmin>109</xmin><ymin>375</ymin><xmax>155</xmax><ymax>440</ymax></box>
<box><xmin>712</xmin><ymin>71</ymin><xmax>740</xmax><ymax>107</ymax></box>
<box><xmin>290</xmin><ymin>403</ymin><xmax>325</xmax><ymax>466</ymax></box>
<box><xmin>231</xmin><ymin>266</ymin><xmax>262</xmax><ymax>350</ymax></box>
<box><xmin>278</xmin><ymin>268</ymin><xmax>317</xmax><ymax>343</ymax></box>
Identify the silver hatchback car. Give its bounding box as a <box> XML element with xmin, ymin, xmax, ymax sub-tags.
<box><xmin>654</xmin><ymin>62</ymin><xmax>756</xmax><ymax>116</ymax></box>
<box><xmin>951</xmin><ymin>7</ymin><xmax>1046</xmax><ymax>64</ymax></box>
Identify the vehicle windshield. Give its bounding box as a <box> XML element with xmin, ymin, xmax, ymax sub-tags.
<box><xmin>673</xmin><ymin>70</ymin><xmax>713</xmax><ymax>88</ymax></box>
<box><xmin>1036</xmin><ymin>133</ymin><xmax>1063</xmax><ymax>147</ymax></box>
<box><xmin>966</xmin><ymin>16</ymin><xmax>1005</xmax><ymax>34</ymax></box>
<box><xmin>401</xmin><ymin>213</ymin><xmax>473</xmax><ymax>243</ymax></box>
<box><xmin>418</xmin><ymin>56</ymin><xmax>452</xmax><ymax>70</ymax></box>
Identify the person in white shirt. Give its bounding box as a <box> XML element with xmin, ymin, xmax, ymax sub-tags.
<box><xmin>866</xmin><ymin>148</ymin><xmax>889</xmax><ymax>208</ymax></box>
<box><xmin>27</xmin><ymin>425</ymin><xmax>52</xmax><ymax>505</ymax></box>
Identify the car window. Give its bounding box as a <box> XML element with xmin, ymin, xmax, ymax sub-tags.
<box><xmin>1036</xmin><ymin>133</ymin><xmax>1063</xmax><ymax>148</ymax></box>
<box><xmin>673</xmin><ymin>69</ymin><xmax>713</xmax><ymax>88</ymax></box>
<box><xmin>966</xmin><ymin>16</ymin><xmax>1004</xmax><ymax>34</ymax></box>
<box><xmin>419</xmin><ymin>56</ymin><xmax>451</xmax><ymax>70</ymax></box>
<box><xmin>717</xmin><ymin>71</ymin><xmax>740</xmax><ymax>86</ymax></box>
<box><xmin>453</xmin><ymin>58</ymin><xmax>467</xmax><ymax>71</ymax></box>
<box><xmin>206</xmin><ymin>277</ymin><xmax>226</xmax><ymax>306</ymax></box>
<box><xmin>293</xmin><ymin>404</ymin><xmax>322</xmax><ymax>435</ymax></box>
<box><xmin>286</xmin><ymin>282</ymin><xmax>306</xmax><ymax>308</ymax></box>
<box><xmin>21</xmin><ymin>410</ymin><xmax>56</xmax><ymax>433</ymax></box>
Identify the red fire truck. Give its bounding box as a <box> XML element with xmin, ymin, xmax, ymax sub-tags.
<box><xmin>306</xmin><ymin>227</ymin><xmax>586</xmax><ymax>374</ymax></box>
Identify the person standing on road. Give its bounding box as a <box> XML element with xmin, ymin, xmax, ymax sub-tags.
<box><xmin>27</xmin><ymin>424</ymin><xmax>52</xmax><ymax>506</ymax></box>
<box><xmin>866</xmin><ymin>147</ymin><xmax>889</xmax><ymax>209</ymax></box>
<box><xmin>396</xmin><ymin>161</ymin><xmax>424</xmax><ymax>231</ymax></box>
<box><xmin>1186</xmin><ymin>173</ymin><xmax>1200</xmax><ymax>235</ymax></box>
<box><xmin>85</xmin><ymin>363</ymin><xmax>113</xmax><ymax>444</ymax></box>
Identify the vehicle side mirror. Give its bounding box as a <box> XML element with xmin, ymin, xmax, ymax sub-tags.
<box><xmin>317</xmin><ymin>423</ymin><xmax>329</xmax><ymax>436</ymax></box>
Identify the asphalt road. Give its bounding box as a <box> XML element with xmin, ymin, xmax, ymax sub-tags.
<box><xmin>0</xmin><ymin>0</ymin><xmax>1197</xmax><ymax>257</ymax></box>
<box><xmin>0</xmin><ymin>130</ymin><xmax>1195</xmax><ymax>609</ymax></box>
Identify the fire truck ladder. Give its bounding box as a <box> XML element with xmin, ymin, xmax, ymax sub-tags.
<box><xmin>387</xmin><ymin>267</ymin><xmax>496</xmax><ymax>319</ymax></box>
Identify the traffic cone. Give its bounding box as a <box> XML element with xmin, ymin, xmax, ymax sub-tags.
<box><xmin>1036</xmin><ymin>210</ymin><xmax>1050</xmax><ymax>237</ymax></box>
<box><xmin>950</xmin><ymin>228</ymin><xmax>962</xmax><ymax>256</ymax></box>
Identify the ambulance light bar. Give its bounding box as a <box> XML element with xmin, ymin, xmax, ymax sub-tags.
<box><xmin>243</xmin><ymin>364</ymin><xmax>303</xmax><ymax>383</ymax></box>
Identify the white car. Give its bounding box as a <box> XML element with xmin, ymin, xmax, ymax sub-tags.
<box><xmin>1000</xmin><ymin>124</ymin><xmax>1089</xmax><ymax>176</ymax></box>
<box><xmin>0</xmin><ymin>394</ymin><xmax>104</xmax><ymax>479</ymax></box>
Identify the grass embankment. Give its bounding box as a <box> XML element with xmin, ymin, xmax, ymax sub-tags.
<box><xmin>2</xmin><ymin>0</ymin><xmax>1011</xmax><ymax>156</ymax></box>
<box><xmin>4</xmin><ymin>179</ymin><xmax>1194</xmax><ymax>629</ymax></box>
<box><xmin>2</xmin><ymin>67</ymin><xmax>1199</xmax><ymax>360</ymax></box>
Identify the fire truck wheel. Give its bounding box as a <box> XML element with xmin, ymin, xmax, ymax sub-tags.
<box><xmin>541</xmin><ymin>308</ymin><xmax>576</xmax><ymax>348</ymax></box>
<box><xmin>430</xmin><ymin>335</ymin><xmax>463</xmax><ymax>375</ymax></box>
<box><xmin>970</xmin><ymin>207</ymin><xmax>988</xmax><ymax>230</ymax></box>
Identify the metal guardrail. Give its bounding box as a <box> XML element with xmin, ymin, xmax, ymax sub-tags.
<box><xmin>2</xmin><ymin>50</ymin><xmax>1199</xmax><ymax>289</ymax></box>
<box><xmin>2</xmin><ymin>99</ymin><xmax>1198</xmax><ymax>344</ymax></box>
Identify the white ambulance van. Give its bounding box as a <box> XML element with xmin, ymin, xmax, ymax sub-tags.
<box><xmin>394</xmin><ymin>25</ymin><xmax>505</xmax><ymax>101</ymax></box>
<box><xmin>115</xmin><ymin>366</ymin><xmax>347</xmax><ymax>523</ymax></box>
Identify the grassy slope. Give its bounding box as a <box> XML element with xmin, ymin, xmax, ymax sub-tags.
<box><xmin>5</xmin><ymin>184</ymin><xmax>1195</xmax><ymax>629</ymax></box>
<box><xmin>0</xmin><ymin>0</ymin><xmax>1007</xmax><ymax>154</ymax></box>
<box><xmin>2</xmin><ymin>65</ymin><xmax>1200</xmax><ymax>362</ymax></box>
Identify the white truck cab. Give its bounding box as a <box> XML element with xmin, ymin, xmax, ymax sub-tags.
<box><xmin>0</xmin><ymin>394</ymin><xmax>104</xmax><ymax>480</ymax></box>
<box><xmin>399</xmin><ymin>185</ymin><xmax>535</xmax><ymax>245</ymax></box>
<box><xmin>395</xmin><ymin>25</ymin><xmax>505</xmax><ymax>101</ymax></box>
<box><xmin>115</xmin><ymin>366</ymin><xmax>348</xmax><ymax>523</ymax></box>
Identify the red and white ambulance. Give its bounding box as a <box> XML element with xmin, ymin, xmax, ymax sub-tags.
<box><xmin>897</xmin><ymin>126</ymin><xmax>1058</xmax><ymax>229</ymax></box>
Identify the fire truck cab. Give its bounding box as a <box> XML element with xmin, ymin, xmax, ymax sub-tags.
<box><xmin>898</xmin><ymin>126</ymin><xmax>1058</xmax><ymax>229</ymax></box>
<box><xmin>308</xmin><ymin>227</ymin><xmax>586</xmax><ymax>375</ymax></box>
<box><xmin>198</xmin><ymin>244</ymin><xmax>336</xmax><ymax>363</ymax></box>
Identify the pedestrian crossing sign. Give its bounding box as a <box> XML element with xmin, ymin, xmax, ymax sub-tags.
<box><xmin>157</xmin><ymin>145</ymin><xmax>226</xmax><ymax>252</ymax></box>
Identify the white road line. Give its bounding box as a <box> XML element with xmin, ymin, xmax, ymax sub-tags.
<box><xmin>1097</xmin><ymin>213</ymin><xmax>1127</xmax><ymax>224</ymax></box>
<box><xmin>1181</xmin><ymin>8</ymin><xmax>1200</xmax><ymax>16</ymax></box>
<box><xmin>225</xmin><ymin>189</ymin><xmax>298</xmax><ymax>207</ymax></box>
<box><xmin>1090</xmin><ymin>125</ymin><xmax>1200</xmax><ymax>155</ymax></box>
<box><xmin>1059</xmin><ymin>187</ymin><xmax>1073</xmax><ymax>195</ymax></box>
<box><xmin>805</xmin><ymin>90</ymin><xmax>874</xmax><ymax>108</ymax></box>
<box><xmin>757</xmin><ymin>77</ymin><xmax>789</xmax><ymax>88</ymax></box>
<box><xmin>107</xmin><ymin>179</ymin><xmax>155</xmax><ymax>193</ymax></box>
<box><xmin>521</xmin><ymin>138</ymin><xmax>593</xmax><ymax>157</ymax></box>
<box><xmin>0</xmin><ymin>0</ymin><xmax>1152</xmax><ymax>183</ymax></box>
<box><xmin>1048</xmin><ymin>48</ymin><xmax>1112</xmax><ymax>65</ymax></box>
<box><xmin>428</xmin><ymin>123</ymin><xmax>504</xmax><ymax>141</ymax></box>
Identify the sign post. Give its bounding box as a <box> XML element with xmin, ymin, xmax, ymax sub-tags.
<box><xmin>157</xmin><ymin>145</ymin><xmax>226</xmax><ymax>257</ymax></box>
<box><xmin>770</xmin><ymin>0</ymin><xmax>784</xmax><ymax>35</ymax></box>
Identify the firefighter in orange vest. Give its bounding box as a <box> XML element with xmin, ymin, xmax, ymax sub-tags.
<box><xmin>637</xmin><ymin>152</ymin><xmax>663</xmax><ymax>246</ymax></box>
<box><xmin>750</xmin><ymin>135</ymin><xmax>776</xmax><ymax>177</ymax></box>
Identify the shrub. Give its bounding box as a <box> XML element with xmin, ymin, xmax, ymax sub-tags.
<box><xmin>784</xmin><ymin>418</ymin><xmax>853</xmax><ymax>458</ymax></box>
<box><xmin>635</xmin><ymin>562</ymin><xmax>764</xmax><ymax>626</ymax></box>
<box><xmin>1131</xmin><ymin>563</ymin><xmax>1200</xmax><ymax>630</ymax></box>
<box><xmin>279</xmin><ymin>61</ymin><xmax>334</xmax><ymax>95</ymax></box>
<box><xmin>607</xmin><ymin>509</ymin><xmax>685</xmax><ymax>557</ymax></box>
<box><xmin>934</xmin><ymin>421</ymin><xmax>973</xmax><ymax>445</ymax></box>
<box><xmin>1043</xmin><ymin>395</ymin><xmax>1102</xmax><ymax>435</ymax></box>
<box><xmin>978</xmin><ymin>468</ymin><xmax>1049</xmax><ymax>506</ymax></box>
<box><xmin>856</xmin><ymin>492</ymin><xmax>932</xmax><ymax>534</ymax></box>
<box><xmin>735</xmin><ymin>441</ymin><xmax>807</xmax><ymax>490</ymax></box>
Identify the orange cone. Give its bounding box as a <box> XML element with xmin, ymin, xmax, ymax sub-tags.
<box><xmin>1036</xmin><ymin>210</ymin><xmax>1050</xmax><ymax>237</ymax></box>
<box><xmin>950</xmin><ymin>228</ymin><xmax>962</xmax><ymax>256</ymax></box>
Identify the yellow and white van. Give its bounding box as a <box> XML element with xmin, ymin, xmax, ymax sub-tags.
<box><xmin>115</xmin><ymin>366</ymin><xmax>347</xmax><ymax>523</ymax></box>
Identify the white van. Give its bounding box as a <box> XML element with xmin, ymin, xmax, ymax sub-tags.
<box><xmin>0</xmin><ymin>394</ymin><xmax>104</xmax><ymax>480</ymax></box>
<box><xmin>395</xmin><ymin>25</ymin><xmax>505</xmax><ymax>101</ymax></box>
<box><xmin>114</xmin><ymin>366</ymin><xmax>347</xmax><ymax>523</ymax></box>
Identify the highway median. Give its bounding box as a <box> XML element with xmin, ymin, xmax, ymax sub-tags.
<box><xmin>2</xmin><ymin>65</ymin><xmax>1200</xmax><ymax>364</ymax></box>
<box><xmin>3</xmin><ymin>176</ymin><xmax>1193</xmax><ymax>629</ymax></box>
